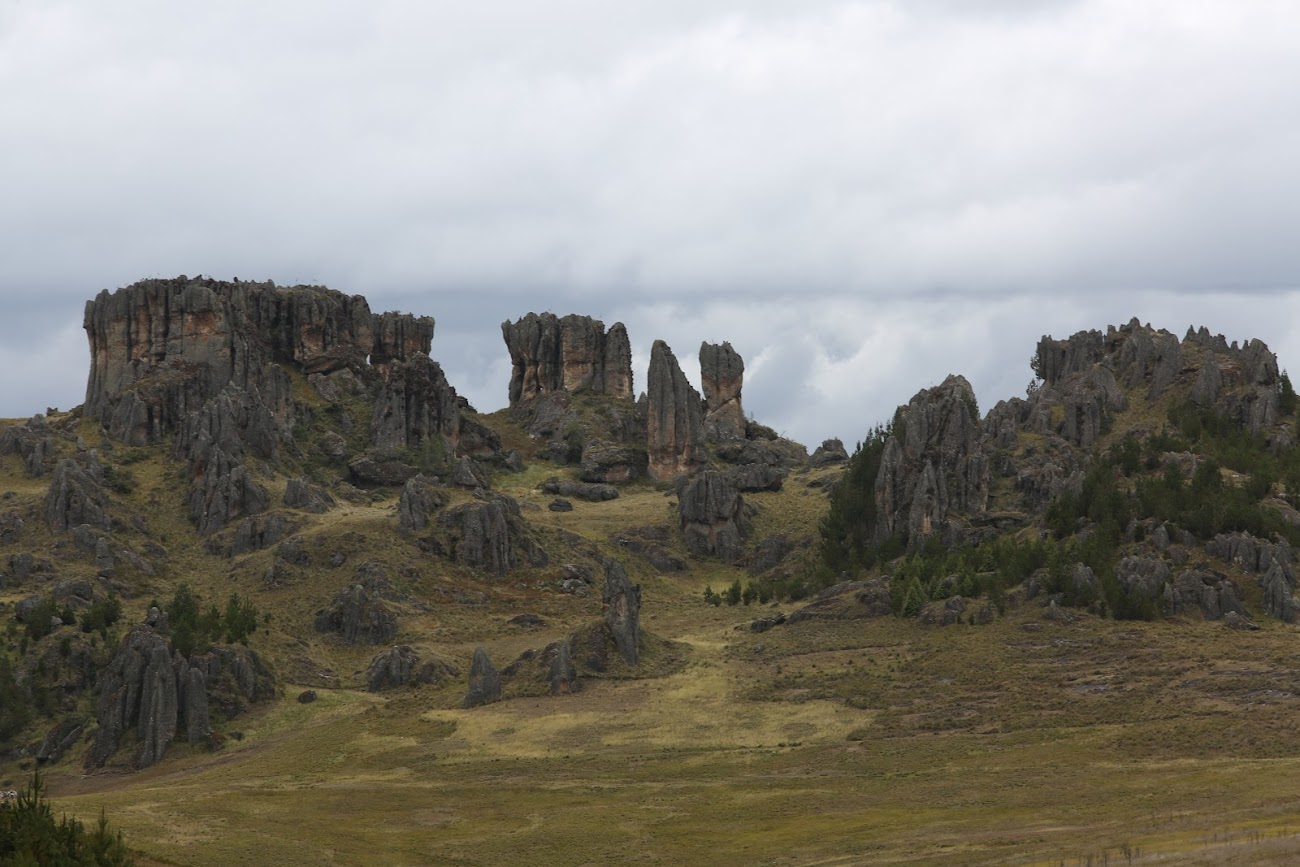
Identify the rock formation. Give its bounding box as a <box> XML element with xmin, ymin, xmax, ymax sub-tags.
<box><xmin>809</xmin><ymin>438</ymin><xmax>849</xmax><ymax>468</ymax></box>
<box><xmin>501</xmin><ymin>313</ymin><xmax>633</xmax><ymax>404</ymax></box>
<box><xmin>538</xmin><ymin>640</ymin><xmax>575</xmax><ymax>696</ymax></box>
<box><xmin>283</xmin><ymin>478</ymin><xmax>335</xmax><ymax>513</ymax></box>
<box><xmin>645</xmin><ymin>341</ymin><xmax>705</xmax><ymax>480</ymax></box>
<box><xmin>602</xmin><ymin>560</ymin><xmax>641</xmax><ymax>666</ymax></box>
<box><xmin>437</xmin><ymin>495</ymin><xmax>548</xmax><ymax>576</ymax></box>
<box><xmin>397</xmin><ymin>475</ymin><xmax>448</xmax><ymax>532</ymax></box>
<box><xmin>678</xmin><ymin>471</ymin><xmax>749</xmax><ymax>563</ymax></box>
<box><xmin>45</xmin><ymin>456</ymin><xmax>111</xmax><ymax>533</ymax></box>
<box><xmin>578</xmin><ymin>445</ymin><xmax>648</xmax><ymax>484</ymax></box>
<box><xmin>540</xmin><ymin>477</ymin><xmax>619</xmax><ymax>502</ymax></box>
<box><xmin>86</xmin><ymin>623</ymin><xmax>273</xmax><ymax>769</ymax></box>
<box><xmin>873</xmin><ymin>375</ymin><xmax>989</xmax><ymax>547</ymax></box>
<box><xmin>463</xmin><ymin>646</ymin><xmax>502</xmax><ymax>707</ymax></box>
<box><xmin>365</xmin><ymin>645</ymin><xmax>458</xmax><ymax>691</ymax></box>
<box><xmin>313</xmin><ymin>582</ymin><xmax>400</xmax><ymax>645</ymax></box>
<box><xmin>700</xmin><ymin>341</ymin><xmax>745</xmax><ymax>441</ymax></box>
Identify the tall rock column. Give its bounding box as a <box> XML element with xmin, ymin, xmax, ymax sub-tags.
<box><xmin>645</xmin><ymin>341</ymin><xmax>705</xmax><ymax>480</ymax></box>
<box><xmin>700</xmin><ymin>341</ymin><xmax>745</xmax><ymax>441</ymax></box>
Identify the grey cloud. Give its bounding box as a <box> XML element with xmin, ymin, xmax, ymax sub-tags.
<box><xmin>3</xmin><ymin>1</ymin><xmax>1299</xmax><ymax>445</ymax></box>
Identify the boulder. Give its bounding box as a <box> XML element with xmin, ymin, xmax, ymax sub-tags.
<box><xmin>452</xmin><ymin>455</ymin><xmax>491</xmax><ymax>489</ymax></box>
<box><xmin>721</xmin><ymin>463</ymin><xmax>785</xmax><ymax>493</ymax></box>
<box><xmin>349</xmin><ymin>456</ymin><xmax>421</xmax><ymax>487</ymax></box>
<box><xmin>645</xmin><ymin>340</ymin><xmax>705</xmax><ymax>480</ymax></box>
<box><xmin>463</xmin><ymin>647</ymin><xmax>502</xmax><ymax>708</ymax></box>
<box><xmin>283</xmin><ymin>478</ymin><xmax>335</xmax><ymax>513</ymax></box>
<box><xmin>549</xmin><ymin>499</ymin><xmax>574</xmax><ymax>513</ymax></box>
<box><xmin>539</xmin><ymin>477</ymin><xmax>619</xmax><ymax>502</ymax></box>
<box><xmin>809</xmin><ymin>438</ymin><xmax>849</xmax><ymax>467</ymax></box>
<box><xmin>677</xmin><ymin>471</ymin><xmax>748</xmax><ymax>563</ymax></box>
<box><xmin>579</xmin><ymin>445</ymin><xmax>648</xmax><ymax>484</ymax></box>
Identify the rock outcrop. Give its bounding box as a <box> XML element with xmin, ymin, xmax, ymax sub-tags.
<box><xmin>463</xmin><ymin>647</ymin><xmax>502</xmax><ymax>708</ymax></box>
<box><xmin>539</xmin><ymin>477</ymin><xmax>619</xmax><ymax>502</ymax></box>
<box><xmin>397</xmin><ymin>475</ymin><xmax>448</xmax><ymax>532</ymax></box>
<box><xmin>700</xmin><ymin>341</ymin><xmax>745</xmax><ymax>441</ymax></box>
<box><xmin>501</xmin><ymin>313</ymin><xmax>633</xmax><ymax>404</ymax></box>
<box><xmin>645</xmin><ymin>341</ymin><xmax>705</xmax><ymax>480</ymax></box>
<box><xmin>45</xmin><ymin>456</ymin><xmax>111</xmax><ymax>533</ymax></box>
<box><xmin>438</xmin><ymin>495</ymin><xmax>548</xmax><ymax>576</ymax></box>
<box><xmin>313</xmin><ymin>582</ymin><xmax>400</xmax><ymax>645</ymax></box>
<box><xmin>578</xmin><ymin>445</ymin><xmax>648</xmax><ymax>484</ymax></box>
<box><xmin>548</xmin><ymin>640</ymin><xmax>579</xmax><ymax>695</ymax></box>
<box><xmin>283</xmin><ymin>478</ymin><xmax>335</xmax><ymax>513</ymax></box>
<box><xmin>365</xmin><ymin>645</ymin><xmax>458</xmax><ymax>691</ymax></box>
<box><xmin>86</xmin><ymin>623</ymin><xmax>274</xmax><ymax>769</ymax></box>
<box><xmin>809</xmin><ymin>438</ymin><xmax>849</xmax><ymax>468</ymax></box>
<box><xmin>602</xmin><ymin>560</ymin><xmax>641</xmax><ymax>666</ymax></box>
<box><xmin>677</xmin><ymin>471</ymin><xmax>748</xmax><ymax>563</ymax></box>
<box><xmin>874</xmin><ymin>375</ymin><xmax>989</xmax><ymax>547</ymax></box>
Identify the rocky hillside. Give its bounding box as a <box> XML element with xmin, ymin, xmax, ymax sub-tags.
<box><xmin>0</xmin><ymin>276</ymin><xmax>812</xmax><ymax>773</ymax></box>
<box><xmin>6</xmin><ymin>279</ymin><xmax>1300</xmax><ymax>864</ymax></box>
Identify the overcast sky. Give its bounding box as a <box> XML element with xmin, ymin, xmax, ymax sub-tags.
<box><xmin>4</xmin><ymin>0</ymin><xmax>1300</xmax><ymax>447</ymax></box>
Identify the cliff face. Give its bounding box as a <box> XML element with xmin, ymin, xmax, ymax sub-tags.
<box><xmin>84</xmin><ymin>277</ymin><xmax>433</xmax><ymax>445</ymax></box>
<box><xmin>501</xmin><ymin>313</ymin><xmax>633</xmax><ymax>405</ymax></box>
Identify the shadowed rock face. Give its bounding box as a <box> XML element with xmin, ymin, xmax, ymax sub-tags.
<box><xmin>313</xmin><ymin>583</ymin><xmax>400</xmax><ymax>645</ymax></box>
<box><xmin>602</xmin><ymin>560</ymin><xmax>641</xmax><ymax>666</ymax></box>
<box><xmin>501</xmin><ymin>312</ymin><xmax>633</xmax><ymax>404</ymax></box>
<box><xmin>438</xmin><ymin>495</ymin><xmax>548</xmax><ymax>576</ymax></box>
<box><xmin>645</xmin><ymin>341</ymin><xmax>705</xmax><ymax>481</ymax></box>
<box><xmin>874</xmin><ymin>374</ymin><xmax>989</xmax><ymax>548</ymax></box>
<box><xmin>700</xmin><ymin>341</ymin><xmax>745</xmax><ymax>442</ymax></box>
<box><xmin>365</xmin><ymin>645</ymin><xmax>458</xmax><ymax>692</ymax></box>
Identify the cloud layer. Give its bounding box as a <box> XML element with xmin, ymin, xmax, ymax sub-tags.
<box><xmin>3</xmin><ymin>1</ymin><xmax>1299</xmax><ymax>445</ymax></box>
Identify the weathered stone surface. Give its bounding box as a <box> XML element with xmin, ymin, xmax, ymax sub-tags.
<box><xmin>874</xmin><ymin>375</ymin><xmax>988</xmax><ymax>548</ymax></box>
<box><xmin>548</xmin><ymin>640</ymin><xmax>579</xmax><ymax>695</ymax></box>
<box><xmin>0</xmin><ymin>415</ymin><xmax>57</xmax><ymax>478</ymax></box>
<box><xmin>451</xmin><ymin>456</ymin><xmax>491</xmax><ymax>489</ymax></box>
<box><xmin>85</xmin><ymin>625</ymin><xmax>177</xmax><ymax>769</ymax></box>
<box><xmin>36</xmin><ymin>714</ymin><xmax>88</xmax><ymax>766</ymax></box>
<box><xmin>700</xmin><ymin>341</ymin><xmax>745</xmax><ymax>442</ymax></box>
<box><xmin>365</xmin><ymin>645</ymin><xmax>458</xmax><ymax>691</ymax></box>
<box><xmin>463</xmin><ymin>646</ymin><xmax>502</xmax><ymax>707</ymax></box>
<box><xmin>602</xmin><ymin>559</ymin><xmax>641</xmax><ymax>666</ymax></box>
<box><xmin>349</xmin><ymin>456</ymin><xmax>421</xmax><ymax>487</ymax></box>
<box><xmin>45</xmin><ymin>457</ymin><xmax>111</xmax><ymax>533</ymax></box>
<box><xmin>283</xmin><ymin>478</ymin><xmax>335</xmax><ymax>513</ymax></box>
<box><xmin>747</xmin><ymin>535</ymin><xmax>793</xmax><ymax>575</ymax></box>
<box><xmin>1117</xmin><ymin>556</ymin><xmax>1171</xmax><ymax>600</ymax></box>
<box><xmin>677</xmin><ymin>471</ymin><xmax>748</xmax><ymax>563</ymax></box>
<box><xmin>83</xmin><ymin>277</ymin><xmax>430</xmax><ymax>443</ymax></box>
<box><xmin>715</xmin><ymin>436</ymin><xmax>808</xmax><ymax>469</ymax></box>
<box><xmin>579</xmin><ymin>445</ymin><xmax>648</xmax><ymax>484</ymax></box>
<box><xmin>1164</xmin><ymin>569</ymin><xmax>1244</xmax><ymax>620</ymax></box>
<box><xmin>721</xmin><ymin>463</ymin><xmax>785</xmax><ymax>493</ymax></box>
<box><xmin>540</xmin><ymin>477</ymin><xmax>619</xmax><ymax>502</ymax></box>
<box><xmin>549</xmin><ymin>498</ymin><xmax>573</xmax><ymax>512</ymax></box>
<box><xmin>502</xmin><ymin>313</ymin><xmax>633</xmax><ymax>404</ymax></box>
<box><xmin>218</xmin><ymin>513</ymin><xmax>293</xmax><ymax>557</ymax></box>
<box><xmin>398</xmin><ymin>475</ymin><xmax>448</xmax><ymax>532</ymax></box>
<box><xmin>645</xmin><ymin>341</ymin><xmax>705</xmax><ymax>481</ymax></box>
<box><xmin>611</xmin><ymin>527</ymin><xmax>688</xmax><ymax>573</ymax></box>
<box><xmin>313</xmin><ymin>583</ymin><xmax>399</xmax><ymax>645</ymax></box>
<box><xmin>185</xmin><ymin>445</ymin><xmax>269</xmax><ymax>536</ymax></box>
<box><xmin>438</xmin><ymin>495</ymin><xmax>548</xmax><ymax>575</ymax></box>
<box><xmin>809</xmin><ymin>438</ymin><xmax>849</xmax><ymax>467</ymax></box>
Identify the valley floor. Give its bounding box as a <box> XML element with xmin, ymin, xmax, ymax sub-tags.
<box><xmin>38</xmin><ymin>604</ymin><xmax>1300</xmax><ymax>867</ymax></box>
